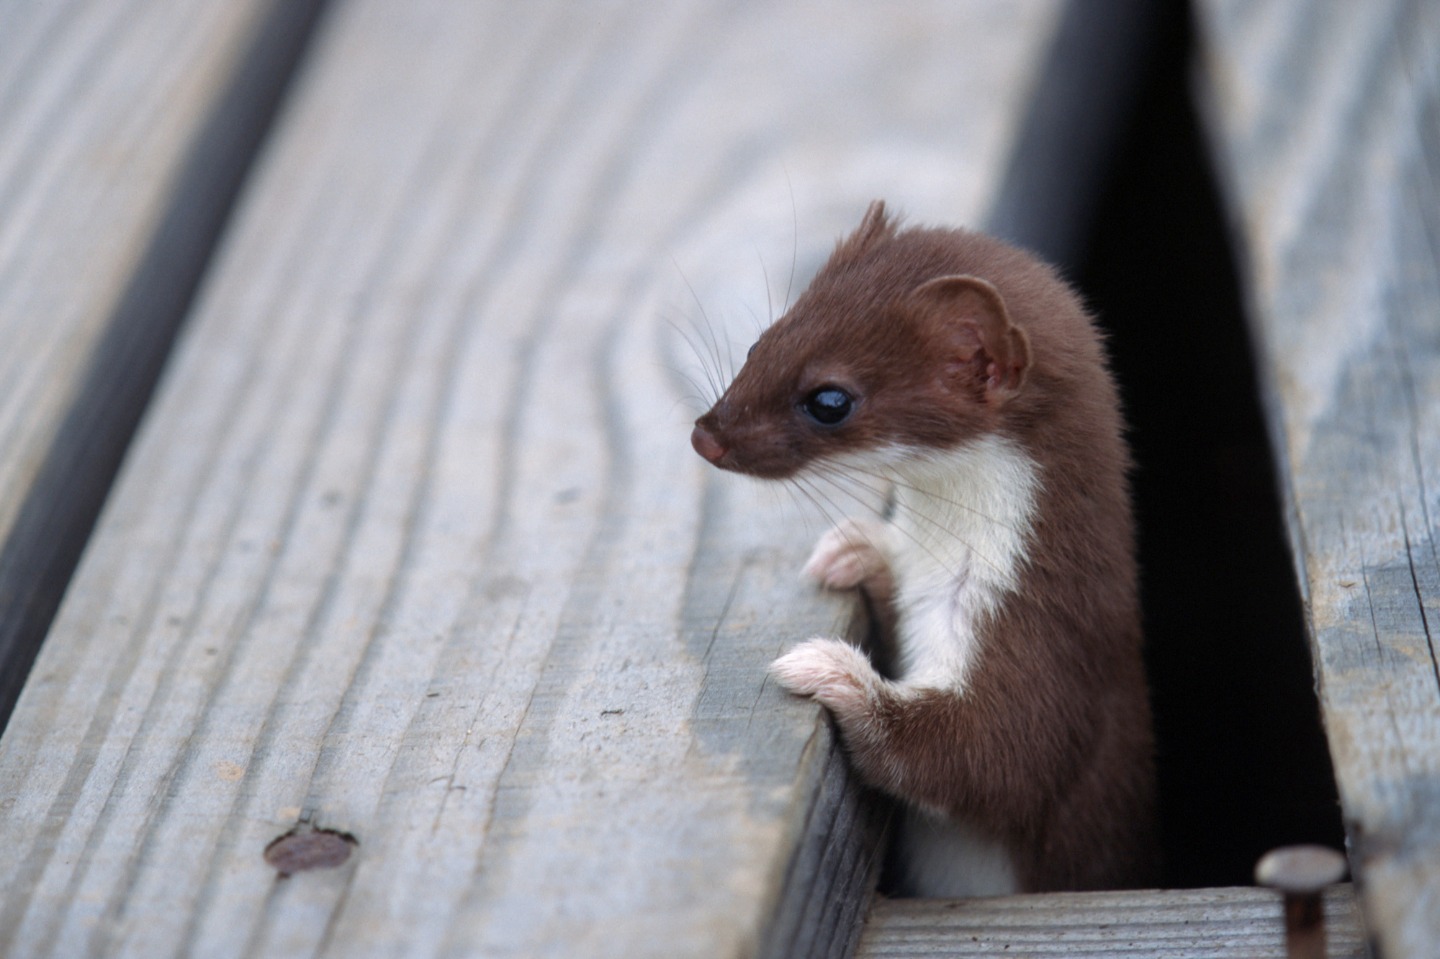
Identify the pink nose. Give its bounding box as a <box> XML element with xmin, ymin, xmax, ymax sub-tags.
<box><xmin>691</xmin><ymin>425</ymin><xmax>727</xmax><ymax>464</ymax></box>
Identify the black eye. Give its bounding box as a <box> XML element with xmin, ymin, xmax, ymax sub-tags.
<box><xmin>747</xmin><ymin>342</ymin><xmax>757</xmax><ymax>360</ymax></box>
<box><xmin>801</xmin><ymin>387</ymin><xmax>854</xmax><ymax>426</ymax></box>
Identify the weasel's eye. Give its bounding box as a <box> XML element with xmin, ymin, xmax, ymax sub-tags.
<box><xmin>747</xmin><ymin>342</ymin><xmax>757</xmax><ymax>359</ymax></box>
<box><xmin>801</xmin><ymin>387</ymin><xmax>854</xmax><ymax>426</ymax></box>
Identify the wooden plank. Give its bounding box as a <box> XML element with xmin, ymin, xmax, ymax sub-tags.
<box><xmin>856</xmin><ymin>885</ymin><xmax>1367</xmax><ymax>958</ymax></box>
<box><xmin>1193</xmin><ymin>2</ymin><xmax>1440</xmax><ymax>956</ymax></box>
<box><xmin>0</xmin><ymin>2</ymin><xmax>1066</xmax><ymax>957</ymax></box>
<box><xmin>0</xmin><ymin>0</ymin><xmax>326</xmax><ymax>727</ymax></box>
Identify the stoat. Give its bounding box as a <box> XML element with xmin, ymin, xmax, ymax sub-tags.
<box><xmin>690</xmin><ymin>201</ymin><xmax>1157</xmax><ymax>895</ymax></box>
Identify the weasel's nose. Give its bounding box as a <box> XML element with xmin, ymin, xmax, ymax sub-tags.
<box><xmin>690</xmin><ymin>424</ymin><xmax>727</xmax><ymax>465</ymax></box>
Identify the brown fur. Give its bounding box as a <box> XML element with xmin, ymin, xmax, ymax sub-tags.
<box><xmin>692</xmin><ymin>201</ymin><xmax>1157</xmax><ymax>892</ymax></box>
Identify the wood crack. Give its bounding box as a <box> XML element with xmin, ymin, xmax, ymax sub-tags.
<box><xmin>1401</xmin><ymin>524</ymin><xmax>1440</xmax><ymax>697</ymax></box>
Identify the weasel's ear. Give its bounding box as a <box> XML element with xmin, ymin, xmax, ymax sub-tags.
<box><xmin>910</xmin><ymin>274</ymin><xmax>1031</xmax><ymax>404</ymax></box>
<box><xmin>832</xmin><ymin>200</ymin><xmax>897</xmax><ymax>264</ymax></box>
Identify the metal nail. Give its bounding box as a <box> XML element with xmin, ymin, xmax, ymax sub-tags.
<box><xmin>1255</xmin><ymin>845</ymin><xmax>1348</xmax><ymax>959</ymax></box>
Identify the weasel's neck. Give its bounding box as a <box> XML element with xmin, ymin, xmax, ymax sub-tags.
<box><xmin>891</xmin><ymin>435</ymin><xmax>1040</xmax><ymax>587</ymax></box>
<box><xmin>888</xmin><ymin>434</ymin><xmax>1041</xmax><ymax>688</ymax></box>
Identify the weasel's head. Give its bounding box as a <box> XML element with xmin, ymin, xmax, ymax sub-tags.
<box><xmin>691</xmin><ymin>201</ymin><xmax>1031</xmax><ymax>480</ymax></box>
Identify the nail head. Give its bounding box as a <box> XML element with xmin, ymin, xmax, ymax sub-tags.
<box><xmin>1255</xmin><ymin>845</ymin><xmax>1347</xmax><ymax>894</ymax></box>
<box><xmin>264</xmin><ymin>826</ymin><xmax>358</xmax><ymax>877</ymax></box>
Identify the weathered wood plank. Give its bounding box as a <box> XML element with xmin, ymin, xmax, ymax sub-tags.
<box><xmin>0</xmin><ymin>2</ymin><xmax>1065</xmax><ymax>957</ymax></box>
<box><xmin>856</xmin><ymin>886</ymin><xmax>1366</xmax><ymax>958</ymax></box>
<box><xmin>0</xmin><ymin>0</ymin><xmax>325</xmax><ymax>727</ymax></box>
<box><xmin>1194</xmin><ymin>2</ymin><xmax>1440</xmax><ymax>956</ymax></box>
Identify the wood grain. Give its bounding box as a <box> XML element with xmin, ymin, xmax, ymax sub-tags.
<box><xmin>857</xmin><ymin>886</ymin><xmax>1366</xmax><ymax>958</ymax></box>
<box><xmin>0</xmin><ymin>0</ymin><xmax>325</xmax><ymax>726</ymax></box>
<box><xmin>1195</xmin><ymin>1</ymin><xmax>1440</xmax><ymax>955</ymax></box>
<box><xmin>0</xmin><ymin>2</ymin><xmax>1064</xmax><ymax>956</ymax></box>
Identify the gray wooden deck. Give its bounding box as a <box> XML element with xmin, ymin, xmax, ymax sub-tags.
<box><xmin>0</xmin><ymin>0</ymin><xmax>1433</xmax><ymax>957</ymax></box>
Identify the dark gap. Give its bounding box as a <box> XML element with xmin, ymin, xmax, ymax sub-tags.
<box><xmin>0</xmin><ymin>0</ymin><xmax>333</xmax><ymax>732</ymax></box>
<box><xmin>1070</xmin><ymin>1</ymin><xmax>1346</xmax><ymax>887</ymax></box>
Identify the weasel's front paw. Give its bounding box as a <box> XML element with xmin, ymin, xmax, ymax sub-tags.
<box><xmin>769</xmin><ymin>638</ymin><xmax>876</xmax><ymax>715</ymax></box>
<box><xmin>802</xmin><ymin>519</ymin><xmax>892</xmax><ymax>593</ymax></box>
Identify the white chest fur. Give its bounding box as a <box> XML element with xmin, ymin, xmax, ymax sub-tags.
<box><xmin>887</xmin><ymin>435</ymin><xmax>1040</xmax><ymax>895</ymax></box>
<box><xmin>781</xmin><ymin>434</ymin><xmax>1044</xmax><ymax>896</ymax></box>
<box><xmin>886</xmin><ymin>434</ymin><xmax>1040</xmax><ymax>690</ymax></box>
<box><xmin>894</xmin><ymin>806</ymin><xmax>1020</xmax><ymax>896</ymax></box>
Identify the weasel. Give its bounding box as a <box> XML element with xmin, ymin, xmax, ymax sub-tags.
<box><xmin>690</xmin><ymin>201</ymin><xmax>1157</xmax><ymax>895</ymax></box>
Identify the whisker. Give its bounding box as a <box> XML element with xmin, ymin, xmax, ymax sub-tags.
<box><xmin>671</xmin><ymin>395</ymin><xmax>707</xmax><ymax>416</ymax></box>
<box><xmin>723</xmin><ymin>327</ymin><xmax>737</xmax><ymax>385</ymax></box>
<box><xmin>665</xmin><ymin>317</ymin><xmax>723</xmax><ymax>403</ymax></box>
<box><xmin>660</xmin><ymin>303</ymin><xmax>723</xmax><ymax>398</ymax></box>
<box><xmin>756</xmin><ymin>247</ymin><xmax>774</xmax><ymax>327</ymax></box>
<box><xmin>788</xmin><ymin>475</ymin><xmax>848</xmax><ymax>543</ymax></box>
<box><xmin>670</xmin><ymin>257</ymin><xmax>731</xmax><ymax>398</ymax></box>
<box><xmin>776</xmin><ymin>478</ymin><xmax>840</xmax><ymax>554</ymax></box>
<box><xmin>809</xmin><ymin>468</ymin><xmax>999</xmax><ymax>578</ymax></box>
<box><xmin>743</xmin><ymin>302</ymin><xmax>767</xmax><ymax>346</ymax></box>
<box><xmin>695</xmin><ymin>317</ymin><xmax>728</xmax><ymax>398</ymax></box>
<box><xmin>838</xmin><ymin>462</ymin><xmax>1025</xmax><ymax>536</ymax></box>
<box><xmin>791</xmin><ymin>476</ymin><xmax>897</xmax><ymax>561</ymax></box>
<box><xmin>792</xmin><ymin>473</ymin><xmax>916</xmax><ymax>579</ymax></box>
<box><xmin>659</xmin><ymin>357</ymin><xmax>715</xmax><ymax>411</ymax></box>
<box><xmin>783</xmin><ymin>164</ymin><xmax>798</xmax><ymax>312</ymax></box>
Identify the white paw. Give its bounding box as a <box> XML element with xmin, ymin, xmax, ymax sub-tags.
<box><xmin>801</xmin><ymin>519</ymin><xmax>891</xmax><ymax>591</ymax></box>
<box><xmin>769</xmin><ymin>638</ymin><xmax>876</xmax><ymax>714</ymax></box>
